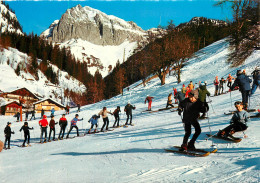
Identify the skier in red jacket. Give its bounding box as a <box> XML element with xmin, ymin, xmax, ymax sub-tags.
<box><xmin>145</xmin><ymin>95</ymin><xmax>154</xmax><ymax>111</ymax></box>
<box><xmin>39</xmin><ymin>115</ymin><xmax>48</xmax><ymax>143</ymax></box>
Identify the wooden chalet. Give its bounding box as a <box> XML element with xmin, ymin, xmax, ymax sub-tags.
<box><xmin>34</xmin><ymin>98</ymin><xmax>65</xmax><ymax>113</ymax></box>
<box><xmin>0</xmin><ymin>88</ymin><xmax>40</xmax><ymax>109</ymax></box>
<box><xmin>0</xmin><ymin>101</ymin><xmax>22</xmax><ymax>116</ymax></box>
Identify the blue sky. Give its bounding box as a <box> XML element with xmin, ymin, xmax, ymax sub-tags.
<box><xmin>8</xmin><ymin>1</ymin><xmax>232</xmax><ymax>35</ymax></box>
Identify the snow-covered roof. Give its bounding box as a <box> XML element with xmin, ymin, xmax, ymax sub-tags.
<box><xmin>0</xmin><ymin>100</ymin><xmax>22</xmax><ymax>107</ymax></box>
<box><xmin>2</xmin><ymin>87</ymin><xmax>41</xmax><ymax>99</ymax></box>
<box><xmin>33</xmin><ymin>98</ymin><xmax>65</xmax><ymax>108</ymax></box>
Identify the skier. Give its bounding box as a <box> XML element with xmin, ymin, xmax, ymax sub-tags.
<box><xmin>58</xmin><ymin>114</ymin><xmax>68</xmax><ymax>140</ymax></box>
<box><xmin>25</xmin><ymin>111</ymin><xmax>29</xmax><ymax>121</ymax></box>
<box><xmin>251</xmin><ymin>66</ymin><xmax>260</xmax><ymax>95</ymax></box>
<box><xmin>166</xmin><ymin>93</ymin><xmax>174</xmax><ymax>108</ymax></box>
<box><xmin>30</xmin><ymin>110</ymin><xmax>36</xmax><ymax>120</ymax></box>
<box><xmin>188</xmin><ymin>81</ymin><xmax>194</xmax><ymax>90</ymax></box>
<box><xmin>19</xmin><ymin>122</ymin><xmax>33</xmax><ymax>147</ymax></box>
<box><xmin>218</xmin><ymin>77</ymin><xmax>226</xmax><ymax>95</ymax></box>
<box><xmin>112</xmin><ymin>106</ymin><xmax>121</xmax><ymax>127</ymax></box>
<box><xmin>185</xmin><ymin>87</ymin><xmax>191</xmax><ymax>98</ymax></box>
<box><xmin>87</xmin><ymin>114</ymin><xmax>100</xmax><ymax>133</ymax></box>
<box><xmin>173</xmin><ymin>87</ymin><xmax>178</xmax><ymax>103</ymax></box>
<box><xmin>39</xmin><ymin>115</ymin><xmax>48</xmax><ymax>143</ymax></box>
<box><xmin>177</xmin><ymin>90</ymin><xmax>207</xmax><ymax>151</ymax></box>
<box><xmin>4</xmin><ymin>122</ymin><xmax>15</xmax><ymax>149</ymax></box>
<box><xmin>217</xmin><ymin>101</ymin><xmax>250</xmax><ymax>138</ymax></box>
<box><xmin>124</xmin><ymin>102</ymin><xmax>136</xmax><ymax>125</ymax></box>
<box><xmin>144</xmin><ymin>95</ymin><xmax>154</xmax><ymax>111</ymax></box>
<box><xmin>198</xmin><ymin>83</ymin><xmax>210</xmax><ymax>118</ymax></box>
<box><xmin>175</xmin><ymin>90</ymin><xmax>185</xmax><ymax>104</ymax></box>
<box><xmin>15</xmin><ymin>111</ymin><xmax>20</xmax><ymax>122</ymax></box>
<box><xmin>51</xmin><ymin>108</ymin><xmax>55</xmax><ymax>117</ymax></box>
<box><xmin>214</xmin><ymin>76</ymin><xmax>219</xmax><ymax>96</ymax></box>
<box><xmin>77</xmin><ymin>104</ymin><xmax>81</xmax><ymax>112</ymax></box>
<box><xmin>231</xmin><ymin>70</ymin><xmax>252</xmax><ymax>110</ymax></box>
<box><xmin>41</xmin><ymin>109</ymin><xmax>44</xmax><ymax>119</ymax></box>
<box><xmin>48</xmin><ymin>115</ymin><xmax>58</xmax><ymax>141</ymax></box>
<box><xmin>98</xmin><ymin>107</ymin><xmax>112</xmax><ymax>132</ymax></box>
<box><xmin>66</xmin><ymin>105</ymin><xmax>70</xmax><ymax>115</ymax></box>
<box><xmin>66</xmin><ymin>114</ymin><xmax>83</xmax><ymax>138</ymax></box>
<box><xmin>181</xmin><ymin>84</ymin><xmax>187</xmax><ymax>94</ymax></box>
<box><xmin>226</xmin><ymin>74</ymin><xmax>234</xmax><ymax>90</ymax></box>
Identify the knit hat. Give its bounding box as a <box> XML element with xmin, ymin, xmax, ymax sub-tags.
<box><xmin>7</xmin><ymin>122</ymin><xmax>11</xmax><ymax>125</ymax></box>
<box><xmin>189</xmin><ymin>90</ymin><xmax>199</xmax><ymax>99</ymax></box>
<box><xmin>43</xmin><ymin>115</ymin><xmax>47</xmax><ymax>119</ymax></box>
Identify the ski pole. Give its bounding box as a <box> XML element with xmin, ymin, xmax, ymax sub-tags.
<box><xmin>206</xmin><ymin>112</ymin><xmax>216</xmax><ymax>147</ymax></box>
<box><xmin>207</xmin><ymin>96</ymin><xmax>215</xmax><ymax>114</ymax></box>
<box><xmin>230</xmin><ymin>91</ymin><xmax>233</xmax><ymax>109</ymax></box>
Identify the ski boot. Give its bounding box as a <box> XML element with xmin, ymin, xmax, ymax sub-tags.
<box><xmin>187</xmin><ymin>142</ymin><xmax>196</xmax><ymax>151</ymax></box>
<box><xmin>94</xmin><ymin>129</ymin><xmax>97</xmax><ymax>133</ymax></box>
<box><xmin>179</xmin><ymin>143</ymin><xmax>187</xmax><ymax>151</ymax></box>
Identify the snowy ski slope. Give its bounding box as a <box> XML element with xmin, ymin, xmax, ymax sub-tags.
<box><xmin>0</xmin><ymin>39</ymin><xmax>259</xmax><ymax>183</ymax></box>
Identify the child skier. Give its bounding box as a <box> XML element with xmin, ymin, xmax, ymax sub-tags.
<box><xmin>214</xmin><ymin>76</ymin><xmax>219</xmax><ymax>96</ymax></box>
<box><xmin>166</xmin><ymin>93</ymin><xmax>174</xmax><ymax>108</ymax></box>
<box><xmin>39</xmin><ymin>115</ymin><xmax>48</xmax><ymax>143</ymax></box>
<box><xmin>217</xmin><ymin>101</ymin><xmax>250</xmax><ymax>138</ymax></box>
<box><xmin>66</xmin><ymin>114</ymin><xmax>83</xmax><ymax>138</ymax></box>
<box><xmin>177</xmin><ymin>90</ymin><xmax>207</xmax><ymax>151</ymax></box>
<box><xmin>87</xmin><ymin>115</ymin><xmax>100</xmax><ymax>133</ymax></box>
<box><xmin>112</xmin><ymin>106</ymin><xmax>121</xmax><ymax>127</ymax></box>
<box><xmin>19</xmin><ymin>122</ymin><xmax>34</xmax><ymax>147</ymax></box>
<box><xmin>218</xmin><ymin>77</ymin><xmax>225</xmax><ymax>94</ymax></box>
<box><xmin>58</xmin><ymin>114</ymin><xmax>68</xmax><ymax>140</ymax></box>
<box><xmin>48</xmin><ymin>115</ymin><xmax>58</xmax><ymax>141</ymax></box>
<box><xmin>4</xmin><ymin>122</ymin><xmax>15</xmax><ymax>149</ymax></box>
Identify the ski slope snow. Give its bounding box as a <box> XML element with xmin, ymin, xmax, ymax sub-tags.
<box><xmin>0</xmin><ymin>39</ymin><xmax>259</xmax><ymax>183</ymax></box>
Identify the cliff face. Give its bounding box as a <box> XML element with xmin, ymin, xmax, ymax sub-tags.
<box><xmin>44</xmin><ymin>5</ymin><xmax>145</xmax><ymax>46</ymax></box>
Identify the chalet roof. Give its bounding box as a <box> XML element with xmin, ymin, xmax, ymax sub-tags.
<box><xmin>33</xmin><ymin>98</ymin><xmax>65</xmax><ymax>109</ymax></box>
<box><xmin>0</xmin><ymin>100</ymin><xmax>22</xmax><ymax>107</ymax></box>
<box><xmin>2</xmin><ymin>87</ymin><xmax>42</xmax><ymax>99</ymax></box>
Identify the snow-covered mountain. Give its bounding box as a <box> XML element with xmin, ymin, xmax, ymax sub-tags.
<box><xmin>0</xmin><ymin>46</ymin><xmax>86</xmax><ymax>103</ymax></box>
<box><xmin>0</xmin><ymin>38</ymin><xmax>259</xmax><ymax>182</ymax></box>
<box><xmin>0</xmin><ymin>2</ymin><xmax>23</xmax><ymax>34</ymax></box>
<box><xmin>41</xmin><ymin>4</ymin><xmax>164</xmax><ymax>76</ymax></box>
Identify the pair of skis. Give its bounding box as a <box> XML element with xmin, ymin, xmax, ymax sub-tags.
<box><xmin>165</xmin><ymin>146</ymin><xmax>217</xmax><ymax>157</ymax></box>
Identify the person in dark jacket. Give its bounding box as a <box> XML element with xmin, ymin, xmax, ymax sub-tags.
<box><xmin>112</xmin><ymin>106</ymin><xmax>121</xmax><ymax>127</ymax></box>
<box><xmin>231</xmin><ymin>70</ymin><xmax>252</xmax><ymax>110</ymax></box>
<box><xmin>30</xmin><ymin>110</ymin><xmax>36</xmax><ymax>120</ymax></box>
<box><xmin>218</xmin><ymin>77</ymin><xmax>226</xmax><ymax>95</ymax></box>
<box><xmin>20</xmin><ymin>122</ymin><xmax>33</xmax><ymax>147</ymax></box>
<box><xmin>41</xmin><ymin>109</ymin><xmax>44</xmax><ymax>119</ymax></box>
<box><xmin>251</xmin><ymin>66</ymin><xmax>260</xmax><ymax>95</ymax></box>
<box><xmin>124</xmin><ymin>102</ymin><xmax>136</xmax><ymax>125</ymax></box>
<box><xmin>178</xmin><ymin>90</ymin><xmax>207</xmax><ymax>151</ymax></box>
<box><xmin>4</xmin><ymin>122</ymin><xmax>15</xmax><ymax>149</ymax></box>
<box><xmin>15</xmin><ymin>112</ymin><xmax>20</xmax><ymax>122</ymax></box>
<box><xmin>217</xmin><ymin>101</ymin><xmax>250</xmax><ymax>137</ymax></box>
<box><xmin>58</xmin><ymin>114</ymin><xmax>68</xmax><ymax>140</ymax></box>
<box><xmin>175</xmin><ymin>91</ymin><xmax>185</xmax><ymax>104</ymax></box>
<box><xmin>48</xmin><ymin>115</ymin><xmax>58</xmax><ymax>141</ymax></box>
<box><xmin>198</xmin><ymin>83</ymin><xmax>210</xmax><ymax>118</ymax></box>
<box><xmin>77</xmin><ymin>104</ymin><xmax>81</xmax><ymax>112</ymax></box>
<box><xmin>25</xmin><ymin>111</ymin><xmax>29</xmax><ymax>121</ymax></box>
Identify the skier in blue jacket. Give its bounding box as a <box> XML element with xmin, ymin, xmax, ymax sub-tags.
<box><xmin>66</xmin><ymin>114</ymin><xmax>83</xmax><ymax>138</ymax></box>
<box><xmin>87</xmin><ymin>115</ymin><xmax>100</xmax><ymax>133</ymax></box>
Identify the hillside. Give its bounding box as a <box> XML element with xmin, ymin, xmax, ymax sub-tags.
<box><xmin>0</xmin><ymin>46</ymin><xmax>86</xmax><ymax>103</ymax></box>
<box><xmin>0</xmin><ymin>38</ymin><xmax>259</xmax><ymax>183</ymax></box>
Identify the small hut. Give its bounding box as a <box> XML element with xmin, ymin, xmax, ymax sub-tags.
<box><xmin>34</xmin><ymin>98</ymin><xmax>65</xmax><ymax>113</ymax></box>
